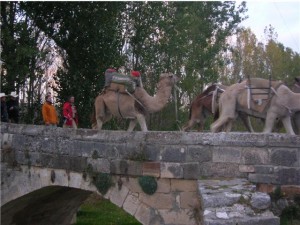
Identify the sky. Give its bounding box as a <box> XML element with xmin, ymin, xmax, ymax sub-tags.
<box><xmin>237</xmin><ymin>1</ymin><xmax>300</xmax><ymax>53</ymax></box>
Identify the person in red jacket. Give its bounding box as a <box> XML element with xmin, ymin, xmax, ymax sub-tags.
<box><xmin>63</xmin><ymin>96</ymin><xmax>78</xmax><ymax>128</ymax></box>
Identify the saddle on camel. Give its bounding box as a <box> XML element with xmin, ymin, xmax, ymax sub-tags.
<box><xmin>104</xmin><ymin>68</ymin><xmax>142</xmax><ymax>94</ymax></box>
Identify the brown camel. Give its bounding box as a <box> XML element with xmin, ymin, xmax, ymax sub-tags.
<box><xmin>92</xmin><ymin>73</ymin><xmax>179</xmax><ymax>131</ymax></box>
<box><xmin>182</xmin><ymin>83</ymin><xmax>254</xmax><ymax>132</ymax></box>
<box><xmin>211</xmin><ymin>78</ymin><xmax>300</xmax><ymax>135</ymax></box>
<box><xmin>182</xmin><ymin>84</ymin><xmax>224</xmax><ymax>131</ymax></box>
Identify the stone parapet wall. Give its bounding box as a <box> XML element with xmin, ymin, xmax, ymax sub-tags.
<box><xmin>1</xmin><ymin>123</ymin><xmax>299</xmax><ymax>186</ymax></box>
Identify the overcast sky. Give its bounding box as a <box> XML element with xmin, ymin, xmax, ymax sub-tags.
<box><xmin>237</xmin><ymin>1</ymin><xmax>300</xmax><ymax>53</ymax></box>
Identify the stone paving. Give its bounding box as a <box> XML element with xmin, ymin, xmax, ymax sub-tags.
<box><xmin>198</xmin><ymin>179</ymin><xmax>280</xmax><ymax>225</ymax></box>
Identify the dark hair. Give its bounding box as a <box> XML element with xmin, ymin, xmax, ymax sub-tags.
<box><xmin>67</xmin><ymin>96</ymin><xmax>74</xmax><ymax>101</ymax></box>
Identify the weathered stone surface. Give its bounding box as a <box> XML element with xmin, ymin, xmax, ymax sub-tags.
<box><xmin>161</xmin><ymin>146</ymin><xmax>187</xmax><ymax>162</ymax></box>
<box><xmin>270</xmin><ymin>148</ymin><xmax>298</xmax><ymax>166</ymax></box>
<box><xmin>187</xmin><ymin>146</ymin><xmax>212</xmax><ymax>162</ymax></box>
<box><xmin>109</xmin><ymin>183</ymin><xmax>129</xmax><ymax>207</ymax></box>
<box><xmin>142</xmin><ymin>162</ymin><xmax>160</xmax><ymax>177</ymax></box>
<box><xmin>1</xmin><ymin>123</ymin><xmax>299</xmax><ymax>225</ymax></box>
<box><xmin>212</xmin><ymin>147</ymin><xmax>241</xmax><ymax>163</ymax></box>
<box><xmin>160</xmin><ymin>162</ymin><xmax>183</xmax><ymax>178</ymax></box>
<box><xmin>171</xmin><ymin>179</ymin><xmax>197</xmax><ymax>192</ymax></box>
<box><xmin>123</xmin><ymin>192</ymin><xmax>140</xmax><ymax>216</ymax></box>
<box><xmin>134</xmin><ymin>204</ymin><xmax>152</xmax><ymax>225</ymax></box>
<box><xmin>156</xmin><ymin>178</ymin><xmax>171</xmax><ymax>193</ymax></box>
<box><xmin>275</xmin><ymin>167</ymin><xmax>300</xmax><ymax>185</ymax></box>
<box><xmin>180</xmin><ymin>191</ymin><xmax>198</xmax><ymax>209</ymax></box>
<box><xmin>241</xmin><ymin>147</ymin><xmax>269</xmax><ymax>165</ymax></box>
<box><xmin>110</xmin><ymin>159</ymin><xmax>142</xmax><ymax>176</ymax></box>
<box><xmin>139</xmin><ymin>193</ymin><xmax>174</xmax><ymax>209</ymax></box>
<box><xmin>250</xmin><ymin>192</ymin><xmax>271</xmax><ymax>209</ymax></box>
<box><xmin>159</xmin><ymin>209</ymin><xmax>197</xmax><ymax>225</ymax></box>
<box><xmin>183</xmin><ymin>162</ymin><xmax>199</xmax><ymax>179</ymax></box>
<box><xmin>239</xmin><ymin>165</ymin><xmax>255</xmax><ymax>173</ymax></box>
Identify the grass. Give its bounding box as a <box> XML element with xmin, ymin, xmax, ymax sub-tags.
<box><xmin>76</xmin><ymin>194</ymin><xmax>141</xmax><ymax>225</ymax></box>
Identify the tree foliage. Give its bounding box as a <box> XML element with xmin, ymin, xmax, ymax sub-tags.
<box><xmin>1</xmin><ymin>2</ymin><xmax>256</xmax><ymax>130</ymax></box>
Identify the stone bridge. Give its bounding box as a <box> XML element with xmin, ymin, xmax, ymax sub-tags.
<box><xmin>1</xmin><ymin>123</ymin><xmax>299</xmax><ymax>225</ymax></box>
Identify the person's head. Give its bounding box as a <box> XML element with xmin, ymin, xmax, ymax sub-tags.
<box><xmin>0</xmin><ymin>93</ymin><xmax>7</xmax><ymax>101</ymax></box>
<box><xmin>45</xmin><ymin>95</ymin><xmax>52</xmax><ymax>103</ymax></box>
<box><xmin>68</xmin><ymin>96</ymin><xmax>75</xmax><ymax>103</ymax></box>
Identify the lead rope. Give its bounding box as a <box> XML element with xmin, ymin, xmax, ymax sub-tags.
<box><xmin>125</xmin><ymin>90</ymin><xmax>146</xmax><ymax>110</ymax></box>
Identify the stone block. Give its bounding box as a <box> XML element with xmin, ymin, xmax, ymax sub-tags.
<box><xmin>139</xmin><ymin>192</ymin><xmax>174</xmax><ymax>209</ymax></box>
<box><xmin>87</xmin><ymin>158</ymin><xmax>110</xmax><ymax>173</ymax></box>
<box><xmin>239</xmin><ymin>165</ymin><xmax>255</xmax><ymax>173</ymax></box>
<box><xmin>160</xmin><ymin>162</ymin><xmax>183</xmax><ymax>178</ymax></box>
<box><xmin>110</xmin><ymin>160</ymin><xmax>142</xmax><ymax>176</ymax></box>
<box><xmin>134</xmin><ymin>203</ymin><xmax>152</xmax><ymax>225</ymax></box>
<box><xmin>275</xmin><ymin>167</ymin><xmax>300</xmax><ymax>185</ymax></box>
<box><xmin>250</xmin><ymin>192</ymin><xmax>271</xmax><ymax>209</ymax></box>
<box><xmin>142</xmin><ymin>162</ymin><xmax>160</xmax><ymax>177</ymax></box>
<box><xmin>171</xmin><ymin>179</ymin><xmax>198</xmax><ymax>192</ymax></box>
<box><xmin>122</xmin><ymin>177</ymin><xmax>143</xmax><ymax>193</ymax></box>
<box><xmin>143</xmin><ymin>144</ymin><xmax>161</xmax><ymax>161</ymax></box>
<box><xmin>254</xmin><ymin>165</ymin><xmax>274</xmax><ymax>174</ymax></box>
<box><xmin>159</xmin><ymin>209</ymin><xmax>197</xmax><ymax>225</ymax></box>
<box><xmin>156</xmin><ymin>178</ymin><xmax>171</xmax><ymax>193</ymax></box>
<box><xmin>109</xmin><ymin>183</ymin><xmax>129</xmax><ymax>207</ymax></box>
<box><xmin>256</xmin><ymin>183</ymin><xmax>275</xmax><ymax>193</ymax></box>
<box><xmin>267</xmin><ymin>133</ymin><xmax>300</xmax><ymax>148</ymax></box>
<box><xmin>161</xmin><ymin>146</ymin><xmax>187</xmax><ymax>162</ymax></box>
<box><xmin>248</xmin><ymin>174</ymin><xmax>278</xmax><ymax>184</ymax></box>
<box><xmin>123</xmin><ymin>192</ymin><xmax>140</xmax><ymax>216</ymax></box>
<box><xmin>212</xmin><ymin>147</ymin><xmax>241</xmax><ymax>163</ymax></box>
<box><xmin>69</xmin><ymin>156</ymin><xmax>87</xmax><ymax>172</ymax></box>
<box><xmin>180</xmin><ymin>191</ymin><xmax>199</xmax><ymax>209</ymax></box>
<box><xmin>199</xmin><ymin>162</ymin><xmax>242</xmax><ymax>178</ymax></box>
<box><xmin>281</xmin><ymin>185</ymin><xmax>300</xmax><ymax>198</ymax></box>
<box><xmin>183</xmin><ymin>163</ymin><xmax>199</xmax><ymax>179</ymax></box>
<box><xmin>241</xmin><ymin>147</ymin><xmax>269</xmax><ymax>165</ymax></box>
<box><xmin>187</xmin><ymin>146</ymin><xmax>212</xmax><ymax>163</ymax></box>
<box><xmin>270</xmin><ymin>148</ymin><xmax>298</xmax><ymax>166</ymax></box>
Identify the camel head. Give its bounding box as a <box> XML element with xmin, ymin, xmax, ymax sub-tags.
<box><xmin>293</xmin><ymin>77</ymin><xmax>300</xmax><ymax>93</ymax></box>
<box><xmin>158</xmin><ymin>73</ymin><xmax>180</xmax><ymax>88</ymax></box>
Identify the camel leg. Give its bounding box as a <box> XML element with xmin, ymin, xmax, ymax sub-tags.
<box><xmin>128</xmin><ymin>119</ymin><xmax>137</xmax><ymax>131</ymax></box>
<box><xmin>182</xmin><ymin>120</ymin><xmax>195</xmax><ymax>131</ymax></box>
<box><xmin>136</xmin><ymin>114</ymin><xmax>148</xmax><ymax>132</ymax></box>
<box><xmin>281</xmin><ymin>116</ymin><xmax>295</xmax><ymax>135</ymax></box>
<box><xmin>211</xmin><ymin>116</ymin><xmax>231</xmax><ymax>133</ymax></box>
<box><xmin>292</xmin><ymin>112</ymin><xmax>300</xmax><ymax>134</ymax></box>
<box><xmin>263</xmin><ymin>111</ymin><xmax>277</xmax><ymax>133</ymax></box>
<box><xmin>95</xmin><ymin>95</ymin><xmax>108</xmax><ymax>130</ymax></box>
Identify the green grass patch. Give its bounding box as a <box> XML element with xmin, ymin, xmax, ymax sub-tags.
<box><xmin>76</xmin><ymin>194</ymin><xmax>141</xmax><ymax>225</ymax></box>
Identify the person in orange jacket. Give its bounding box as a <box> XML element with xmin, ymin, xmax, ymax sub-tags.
<box><xmin>42</xmin><ymin>94</ymin><xmax>59</xmax><ymax>126</ymax></box>
<box><xmin>63</xmin><ymin>96</ymin><xmax>78</xmax><ymax>129</ymax></box>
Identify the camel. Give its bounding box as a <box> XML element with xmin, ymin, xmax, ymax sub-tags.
<box><xmin>182</xmin><ymin>84</ymin><xmax>224</xmax><ymax>131</ymax></box>
<box><xmin>211</xmin><ymin>78</ymin><xmax>300</xmax><ymax>135</ymax></box>
<box><xmin>291</xmin><ymin>77</ymin><xmax>300</xmax><ymax>134</ymax></box>
<box><xmin>182</xmin><ymin>83</ymin><xmax>254</xmax><ymax>132</ymax></box>
<box><xmin>92</xmin><ymin>73</ymin><xmax>179</xmax><ymax>131</ymax></box>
